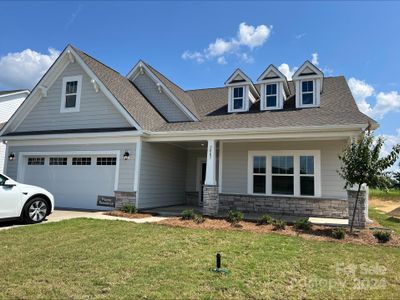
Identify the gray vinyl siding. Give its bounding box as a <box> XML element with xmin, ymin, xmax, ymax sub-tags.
<box><xmin>5</xmin><ymin>143</ymin><xmax>136</xmax><ymax>192</ymax></box>
<box><xmin>16</xmin><ymin>63</ymin><xmax>131</xmax><ymax>132</ymax></box>
<box><xmin>133</xmin><ymin>73</ymin><xmax>190</xmax><ymax>122</ymax></box>
<box><xmin>221</xmin><ymin>140</ymin><xmax>347</xmax><ymax>198</ymax></box>
<box><xmin>138</xmin><ymin>142</ymin><xmax>187</xmax><ymax>209</ymax></box>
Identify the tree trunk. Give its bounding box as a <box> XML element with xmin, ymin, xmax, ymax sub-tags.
<box><xmin>350</xmin><ymin>184</ymin><xmax>362</xmax><ymax>233</ymax></box>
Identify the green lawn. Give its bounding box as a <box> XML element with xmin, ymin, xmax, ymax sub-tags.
<box><xmin>369</xmin><ymin>207</ymin><xmax>400</xmax><ymax>234</ymax></box>
<box><xmin>1</xmin><ymin>219</ymin><xmax>399</xmax><ymax>299</ymax></box>
<box><xmin>370</xmin><ymin>188</ymin><xmax>400</xmax><ymax>202</ymax></box>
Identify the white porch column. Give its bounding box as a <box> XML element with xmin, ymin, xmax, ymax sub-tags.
<box><xmin>205</xmin><ymin>139</ymin><xmax>217</xmax><ymax>186</ymax></box>
<box><xmin>203</xmin><ymin>139</ymin><xmax>219</xmax><ymax>216</ymax></box>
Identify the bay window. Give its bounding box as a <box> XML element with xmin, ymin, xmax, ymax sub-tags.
<box><xmin>248</xmin><ymin>150</ymin><xmax>321</xmax><ymax>197</ymax></box>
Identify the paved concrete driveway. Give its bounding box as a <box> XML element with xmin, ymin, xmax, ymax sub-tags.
<box><xmin>0</xmin><ymin>210</ymin><xmax>167</xmax><ymax>231</ymax></box>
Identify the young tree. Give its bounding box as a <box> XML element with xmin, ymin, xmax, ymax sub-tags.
<box><xmin>338</xmin><ymin>132</ymin><xmax>400</xmax><ymax>232</ymax></box>
<box><xmin>394</xmin><ymin>170</ymin><xmax>400</xmax><ymax>188</ymax></box>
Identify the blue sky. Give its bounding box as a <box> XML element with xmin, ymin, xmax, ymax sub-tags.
<box><xmin>0</xmin><ymin>1</ymin><xmax>399</xmax><ymax>165</ymax></box>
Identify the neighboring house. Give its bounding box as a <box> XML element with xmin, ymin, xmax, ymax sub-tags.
<box><xmin>0</xmin><ymin>45</ymin><xmax>377</xmax><ymax>218</ymax></box>
<box><xmin>0</xmin><ymin>90</ymin><xmax>29</xmax><ymax>173</ymax></box>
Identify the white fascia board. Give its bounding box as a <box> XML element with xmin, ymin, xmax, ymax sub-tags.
<box><xmin>127</xmin><ymin>60</ymin><xmax>199</xmax><ymax>122</ymax></box>
<box><xmin>0</xmin><ymin>90</ymin><xmax>30</xmax><ymax>99</ymax></box>
<box><xmin>142</xmin><ymin>124</ymin><xmax>366</xmax><ymax>142</ymax></box>
<box><xmin>256</xmin><ymin>64</ymin><xmax>287</xmax><ymax>82</ymax></box>
<box><xmin>2</xmin><ymin>130</ymin><xmax>141</xmax><ymax>142</ymax></box>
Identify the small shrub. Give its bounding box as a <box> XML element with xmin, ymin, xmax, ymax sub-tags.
<box><xmin>194</xmin><ymin>214</ymin><xmax>205</xmax><ymax>224</ymax></box>
<box><xmin>181</xmin><ymin>209</ymin><xmax>196</xmax><ymax>220</ymax></box>
<box><xmin>272</xmin><ymin>219</ymin><xmax>286</xmax><ymax>230</ymax></box>
<box><xmin>257</xmin><ymin>214</ymin><xmax>273</xmax><ymax>226</ymax></box>
<box><xmin>120</xmin><ymin>203</ymin><xmax>137</xmax><ymax>214</ymax></box>
<box><xmin>373</xmin><ymin>230</ymin><xmax>391</xmax><ymax>243</ymax></box>
<box><xmin>226</xmin><ymin>210</ymin><xmax>244</xmax><ymax>225</ymax></box>
<box><xmin>332</xmin><ymin>228</ymin><xmax>346</xmax><ymax>240</ymax></box>
<box><xmin>294</xmin><ymin>218</ymin><xmax>312</xmax><ymax>231</ymax></box>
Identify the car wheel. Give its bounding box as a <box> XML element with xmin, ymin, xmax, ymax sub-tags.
<box><xmin>23</xmin><ymin>198</ymin><xmax>48</xmax><ymax>224</ymax></box>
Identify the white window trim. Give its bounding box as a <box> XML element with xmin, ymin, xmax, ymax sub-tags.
<box><xmin>60</xmin><ymin>75</ymin><xmax>82</xmax><ymax>113</ymax></box>
<box><xmin>247</xmin><ymin>150</ymin><xmax>321</xmax><ymax>198</ymax></box>
<box><xmin>228</xmin><ymin>85</ymin><xmax>249</xmax><ymax>113</ymax></box>
<box><xmin>261</xmin><ymin>82</ymin><xmax>282</xmax><ymax>110</ymax></box>
<box><xmin>300</xmin><ymin>79</ymin><xmax>315</xmax><ymax>107</ymax></box>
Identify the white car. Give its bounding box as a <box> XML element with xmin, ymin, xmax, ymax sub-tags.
<box><xmin>0</xmin><ymin>173</ymin><xmax>54</xmax><ymax>223</ymax></box>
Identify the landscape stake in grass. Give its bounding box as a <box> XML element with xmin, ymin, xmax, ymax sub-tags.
<box><xmin>211</xmin><ymin>253</ymin><xmax>230</xmax><ymax>274</ymax></box>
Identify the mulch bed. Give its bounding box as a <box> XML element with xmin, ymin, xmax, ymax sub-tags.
<box><xmin>104</xmin><ymin>211</ymin><xmax>153</xmax><ymax>219</ymax></box>
<box><xmin>159</xmin><ymin>217</ymin><xmax>400</xmax><ymax>247</ymax></box>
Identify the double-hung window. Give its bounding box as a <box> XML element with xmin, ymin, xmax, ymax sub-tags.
<box><xmin>249</xmin><ymin>151</ymin><xmax>320</xmax><ymax>197</ymax></box>
<box><xmin>301</xmin><ymin>80</ymin><xmax>314</xmax><ymax>105</ymax></box>
<box><xmin>300</xmin><ymin>156</ymin><xmax>315</xmax><ymax>196</ymax></box>
<box><xmin>61</xmin><ymin>75</ymin><xmax>82</xmax><ymax>113</ymax></box>
<box><xmin>232</xmin><ymin>87</ymin><xmax>244</xmax><ymax>110</ymax></box>
<box><xmin>252</xmin><ymin>156</ymin><xmax>266</xmax><ymax>194</ymax></box>
<box><xmin>272</xmin><ymin>156</ymin><xmax>294</xmax><ymax>195</ymax></box>
<box><xmin>266</xmin><ymin>84</ymin><xmax>278</xmax><ymax>108</ymax></box>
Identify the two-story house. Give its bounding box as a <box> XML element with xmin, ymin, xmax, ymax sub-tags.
<box><xmin>0</xmin><ymin>45</ymin><xmax>376</xmax><ymax>219</ymax></box>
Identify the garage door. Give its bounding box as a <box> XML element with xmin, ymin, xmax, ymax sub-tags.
<box><xmin>23</xmin><ymin>155</ymin><xmax>117</xmax><ymax>210</ymax></box>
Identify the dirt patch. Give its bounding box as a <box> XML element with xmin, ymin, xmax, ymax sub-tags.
<box><xmin>104</xmin><ymin>211</ymin><xmax>153</xmax><ymax>219</ymax></box>
<box><xmin>158</xmin><ymin>217</ymin><xmax>400</xmax><ymax>247</ymax></box>
<box><xmin>370</xmin><ymin>198</ymin><xmax>400</xmax><ymax>215</ymax></box>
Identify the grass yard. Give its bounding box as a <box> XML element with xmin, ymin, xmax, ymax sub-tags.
<box><xmin>369</xmin><ymin>188</ymin><xmax>400</xmax><ymax>202</ymax></box>
<box><xmin>0</xmin><ymin>219</ymin><xmax>399</xmax><ymax>299</ymax></box>
<box><xmin>369</xmin><ymin>208</ymin><xmax>400</xmax><ymax>234</ymax></box>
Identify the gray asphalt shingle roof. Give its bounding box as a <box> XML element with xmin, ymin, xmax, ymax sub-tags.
<box><xmin>154</xmin><ymin>76</ymin><xmax>376</xmax><ymax>132</ymax></box>
<box><xmin>72</xmin><ymin>46</ymin><xmax>166</xmax><ymax>131</ymax></box>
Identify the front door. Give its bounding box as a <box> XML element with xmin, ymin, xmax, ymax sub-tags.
<box><xmin>200</xmin><ymin>162</ymin><xmax>207</xmax><ymax>204</ymax></box>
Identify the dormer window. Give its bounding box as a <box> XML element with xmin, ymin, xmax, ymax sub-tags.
<box><xmin>257</xmin><ymin>65</ymin><xmax>289</xmax><ymax>111</ymax></box>
<box><xmin>301</xmin><ymin>80</ymin><xmax>314</xmax><ymax>105</ymax></box>
<box><xmin>266</xmin><ymin>84</ymin><xmax>278</xmax><ymax>108</ymax></box>
<box><xmin>60</xmin><ymin>75</ymin><xmax>82</xmax><ymax>113</ymax></box>
<box><xmin>233</xmin><ymin>87</ymin><xmax>244</xmax><ymax>110</ymax></box>
<box><xmin>225</xmin><ymin>69</ymin><xmax>259</xmax><ymax>113</ymax></box>
<box><xmin>293</xmin><ymin>61</ymin><xmax>323</xmax><ymax>109</ymax></box>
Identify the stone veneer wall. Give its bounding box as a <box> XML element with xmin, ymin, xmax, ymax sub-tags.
<box><xmin>347</xmin><ymin>190</ymin><xmax>367</xmax><ymax>228</ymax></box>
<box><xmin>203</xmin><ymin>185</ymin><xmax>219</xmax><ymax>216</ymax></box>
<box><xmin>114</xmin><ymin>191</ymin><xmax>136</xmax><ymax>209</ymax></box>
<box><xmin>185</xmin><ymin>191</ymin><xmax>199</xmax><ymax>206</ymax></box>
<box><xmin>219</xmin><ymin>193</ymin><xmax>348</xmax><ymax>218</ymax></box>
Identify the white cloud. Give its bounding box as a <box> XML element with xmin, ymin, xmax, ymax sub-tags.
<box><xmin>0</xmin><ymin>48</ymin><xmax>60</xmax><ymax>89</ymax></box>
<box><xmin>182</xmin><ymin>51</ymin><xmax>205</xmax><ymax>63</ymax></box>
<box><xmin>347</xmin><ymin>77</ymin><xmax>374</xmax><ymax>115</ymax></box>
<box><xmin>278</xmin><ymin>63</ymin><xmax>297</xmax><ymax>80</ymax></box>
<box><xmin>217</xmin><ymin>56</ymin><xmax>227</xmax><ymax>65</ymax></box>
<box><xmin>182</xmin><ymin>22</ymin><xmax>272</xmax><ymax>64</ymax></box>
<box><xmin>348</xmin><ymin>77</ymin><xmax>400</xmax><ymax>119</ymax></box>
<box><xmin>381</xmin><ymin>130</ymin><xmax>400</xmax><ymax>172</ymax></box>
<box><xmin>237</xmin><ymin>23</ymin><xmax>271</xmax><ymax>49</ymax></box>
<box><xmin>295</xmin><ymin>33</ymin><xmax>306</xmax><ymax>40</ymax></box>
<box><xmin>311</xmin><ymin>52</ymin><xmax>319</xmax><ymax>65</ymax></box>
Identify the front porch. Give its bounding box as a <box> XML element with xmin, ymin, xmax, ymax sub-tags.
<box><xmin>135</xmin><ymin>137</ymin><xmax>368</xmax><ymax>227</ymax></box>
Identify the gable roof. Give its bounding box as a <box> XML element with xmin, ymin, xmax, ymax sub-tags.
<box><xmin>143</xmin><ymin>63</ymin><xmax>200</xmax><ymax>120</ymax></box>
<box><xmin>153</xmin><ymin>76</ymin><xmax>377</xmax><ymax>132</ymax></box>
<box><xmin>71</xmin><ymin>46</ymin><xmax>166</xmax><ymax>131</ymax></box>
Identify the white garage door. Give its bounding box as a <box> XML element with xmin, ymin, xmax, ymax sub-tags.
<box><xmin>23</xmin><ymin>155</ymin><xmax>117</xmax><ymax>210</ymax></box>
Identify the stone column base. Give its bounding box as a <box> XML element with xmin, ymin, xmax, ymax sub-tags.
<box><xmin>114</xmin><ymin>191</ymin><xmax>136</xmax><ymax>210</ymax></box>
<box><xmin>348</xmin><ymin>190</ymin><xmax>367</xmax><ymax>228</ymax></box>
<box><xmin>203</xmin><ymin>185</ymin><xmax>219</xmax><ymax>216</ymax></box>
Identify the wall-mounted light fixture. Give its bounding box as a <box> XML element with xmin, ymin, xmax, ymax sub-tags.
<box><xmin>123</xmin><ymin>151</ymin><xmax>130</xmax><ymax>160</ymax></box>
<box><xmin>8</xmin><ymin>153</ymin><xmax>15</xmax><ymax>161</ymax></box>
